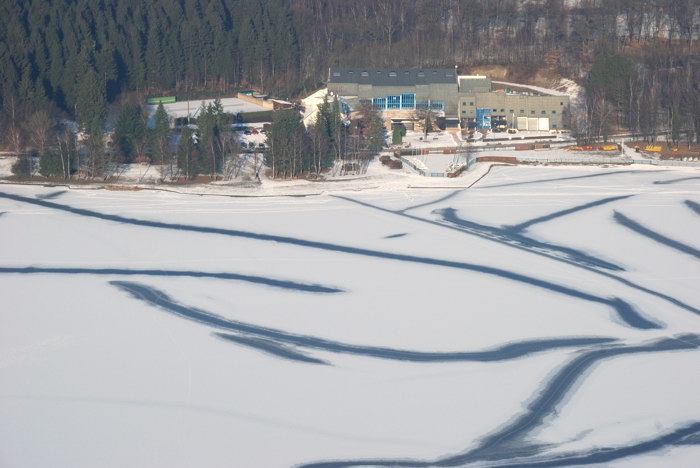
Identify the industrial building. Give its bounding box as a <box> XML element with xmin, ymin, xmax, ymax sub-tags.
<box><xmin>327</xmin><ymin>68</ymin><xmax>569</xmax><ymax>131</ymax></box>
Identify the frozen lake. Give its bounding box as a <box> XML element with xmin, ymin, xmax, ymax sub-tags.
<box><xmin>1</xmin><ymin>165</ymin><xmax>700</xmax><ymax>467</ymax></box>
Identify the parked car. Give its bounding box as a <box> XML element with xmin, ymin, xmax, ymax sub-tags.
<box><xmin>248</xmin><ymin>142</ymin><xmax>256</xmax><ymax>149</ymax></box>
<box><xmin>243</xmin><ymin>130</ymin><xmax>252</xmax><ymax>135</ymax></box>
<box><xmin>258</xmin><ymin>143</ymin><xmax>266</xmax><ymax>149</ymax></box>
<box><xmin>251</xmin><ymin>129</ymin><xmax>259</xmax><ymax>135</ymax></box>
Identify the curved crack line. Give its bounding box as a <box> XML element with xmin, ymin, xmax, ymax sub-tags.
<box><xmin>297</xmin><ymin>334</ymin><xmax>700</xmax><ymax>468</ymax></box>
<box><xmin>614</xmin><ymin>211</ymin><xmax>700</xmax><ymax>260</ymax></box>
<box><xmin>490</xmin><ymin>421</ymin><xmax>700</xmax><ymax>467</ymax></box>
<box><xmin>504</xmin><ymin>195</ymin><xmax>633</xmax><ymax>233</ymax></box>
<box><xmin>110</xmin><ymin>281</ymin><xmax>618</xmax><ymax>364</ymax></box>
<box><xmin>654</xmin><ymin>177</ymin><xmax>700</xmax><ymax>185</ymax></box>
<box><xmin>0</xmin><ymin>266</ymin><xmax>342</xmax><ymax>293</ymax></box>
<box><xmin>685</xmin><ymin>200</ymin><xmax>700</xmax><ymax>216</ymax></box>
<box><xmin>0</xmin><ymin>191</ymin><xmax>651</xmax><ymax>328</ymax></box>
<box><xmin>437</xmin><ymin>207</ymin><xmax>623</xmax><ymax>271</ymax></box>
<box><xmin>333</xmin><ymin>195</ymin><xmax>700</xmax><ymax>320</ymax></box>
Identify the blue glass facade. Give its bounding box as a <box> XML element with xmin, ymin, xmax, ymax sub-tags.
<box><xmin>372</xmin><ymin>97</ymin><xmax>387</xmax><ymax>110</ymax></box>
<box><xmin>476</xmin><ymin>108</ymin><xmax>492</xmax><ymax>129</ymax></box>
<box><xmin>372</xmin><ymin>93</ymin><xmax>425</xmax><ymax>111</ymax></box>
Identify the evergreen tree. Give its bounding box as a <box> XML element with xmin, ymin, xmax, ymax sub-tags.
<box><xmin>75</xmin><ymin>64</ymin><xmax>106</xmax><ymax>135</ymax></box>
<box><xmin>267</xmin><ymin>108</ymin><xmax>307</xmax><ymax>178</ymax></box>
<box><xmin>313</xmin><ymin>97</ymin><xmax>344</xmax><ymax>168</ymax></box>
<box><xmin>39</xmin><ymin>150</ymin><xmax>65</xmax><ymax>177</ymax></box>
<box><xmin>152</xmin><ymin>102</ymin><xmax>172</xmax><ymax>178</ymax></box>
<box><xmin>114</xmin><ymin>103</ymin><xmax>138</xmax><ymax>161</ymax></box>
<box><xmin>392</xmin><ymin>125</ymin><xmax>404</xmax><ymax>145</ymax></box>
<box><xmin>11</xmin><ymin>155</ymin><xmax>32</xmax><ymax>178</ymax></box>
<box><xmin>369</xmin><ymin>119</ymin><xmax>386</xmax><ymax>152</ymax></box>
<box><xmin>196</xmin><ymin>99</ymin><xmax>227</xmax><ymax>178</ymax></box>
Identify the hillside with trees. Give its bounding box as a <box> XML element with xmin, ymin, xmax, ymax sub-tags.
<box><xmin>2</xmin><ymin>0</ymin><xmax>700</xmax><ymax>172</ymax></box>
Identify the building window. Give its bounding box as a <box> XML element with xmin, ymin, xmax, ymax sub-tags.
<box><xmin>552</xmin><ymin>110</ymin><xmax>557</xmax><ymax>114</ymax></box>
<box><xmin>560</xmin><ymin>102</ymin><xmax>564</xmax><ymax>106</ymax></box>
<box><xmin>469</xmin><ymin>102</ymin><xmax>474</xmax><ymax>106</ymax></box>
<box><xmin>389</xmin><ymin>71</ymin><xmax>397</xmax><ymax>77</ymax></box>
<box><xmin>461</xmin><ymin>110</ymin><xmax>466</xmax><ymax>114</ymax></box>
<box><xmin>492</xmin><ymin>108</ymin><xmax>497</xmax><ymax>112</ymax></box>
<box><xmin>373</xmin><ymin>97</ymin><xmax>387</xmax><ymax>110</ymax></box>
<box><xmin>401</xmin><ymin>93</ymin><xmax>415</xmax><ymax>109</ymax></box>
<box><xmin>361</xmin><ymin>71</ymin><xmax>368</xmax><ymax>77</ymax></box>
<box><xmin>332</xmin><ymin>71</ymin><xmax>340</xmax><ymax>77</ymax></box>
<box><xmin>500</xmin><ymin>109</ymin><xmax>505</xmax><ymax>112</ymax></box>
<box><xmin>509</xmin><ymin>109</ymin><xmax>514</xmax><ymax>114</ymax></box>
<box><xmin>541</xmin><ymin>110</ymin><xmax>546</xmax><ymax>114</ymax></box>
<box><xmin>531</xmin><ymin>110</ymin><xmax>535</xmax><ymax>114</ymax></box>
<box><xmin>462</xmin><ymin>102</ymin><xmax>467</xmax><ymax>106</ymax></box>
<box><xmin>387</xmin><ymin>95</ymin><xmax>400</xmax><ymax>109</ymax></box>
<box><xmin>552</xmin><ymin>124</ymin><xmax>558</xmax><ymax>129</ymax></box>
<box><xmin>520</xmin><ymin>109</ymin><xmax>525</xmax><ymax>113</ymax></box>
<box><xmin>417</xmin><ymin>72</ymin><xmax>425</xmax><ymax>77</ymax></box>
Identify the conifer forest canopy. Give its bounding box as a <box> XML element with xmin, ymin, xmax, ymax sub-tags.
<box><xmin>2</xmin><ymin>0</ymin><xmax>700</xmax><ymax>141</ymax></box>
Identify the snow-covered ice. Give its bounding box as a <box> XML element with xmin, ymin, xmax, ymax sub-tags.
<box><xmin>1</xmin><ymin>163</ymin><xmax>699</xmax><ymax>467</ymax></box>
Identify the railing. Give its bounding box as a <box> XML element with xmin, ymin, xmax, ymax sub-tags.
<box><xmin>632</xmin><ymin>159</ymin><xmax>700</xmax><ymax>167</ymax></box>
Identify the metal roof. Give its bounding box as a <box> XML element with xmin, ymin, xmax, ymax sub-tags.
<box><xmin>330</xmin><ymin>68</ymin><xmax>458</xmax><ymax>86</ymax></box>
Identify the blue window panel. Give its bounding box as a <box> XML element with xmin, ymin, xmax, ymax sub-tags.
<box><xmin>401</xmin><ymin>93</ymin><xmax>415</xmax><ymax>109</ymax></box>
<box><xmin>476</xmin><ymin>108</ymin><xmax>492</xmax><ymax>130</ymax></box>
<box><xmin>339</xmin><ymin>98</ymin><xmax>350</xmax><ymax>116</ymax></box>
<box><xmin>387</xmin><ymin>95</ymin><xmax>401</xmax><ymax>109</ymax></box>
<box><xmin>373</xmin><ymin>97</ymin><xmax>387</xmax><ymax>110</ymax></box>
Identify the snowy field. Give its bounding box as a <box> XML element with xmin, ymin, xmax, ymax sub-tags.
<box><xmin>147</xmin><ymin>97</ymin><xmax>268</xmax><ymax>123</ymax></box>
<box><xmin>1</xmin><ymin>165</ymin><xmax>700</xmax><ymax>467</ymax></box>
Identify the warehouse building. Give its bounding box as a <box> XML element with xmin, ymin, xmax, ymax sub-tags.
<box><xmin>327</xmin><ymin>68</ymin><xmax>569</xmax><ymax>131</ymax></box>
<box><xmin>328</xmin><ymin>68</ymin><xmax>460</xmax><ymax>115</ymax></box>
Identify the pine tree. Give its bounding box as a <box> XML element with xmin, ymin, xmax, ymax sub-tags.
<box><xmin>392</xmin><ymin>125</ymin><xmax>403</xmax><ymax>145</ymax></box>
<box><xmin>75</xmin><ymin>63</ymin><xmax>106</xmax><ymax>135</ymax></box>
<box><xmin>267</xmin><ymin>108</ymin><xmax>307</xmax><ymax>178</ymax></box>
<box><xmin>152</xmin><ymin>102</ymin><xmax>172</xmax><ymax>179</ymax></box>
<box><xmin>39</xmin><ymin>150</ymin><xmax>65</xmax><ymax>177</ymax></box>
<box><xmin>114</xmin><ymin>103</ymin><xmax>138</xmax><ymax>161</ymax></box>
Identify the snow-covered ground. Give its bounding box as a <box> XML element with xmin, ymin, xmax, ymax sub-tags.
<box><xmin>147</xmin><ymin>97</ymin><xmax>268</xmax><ymax>124</ymax></box>
<box><xmin>1</xmin><ymin>164</ymin><xmax>700</xmax><ymax>468</ymax></box>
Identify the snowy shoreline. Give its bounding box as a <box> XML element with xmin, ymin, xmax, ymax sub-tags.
<box><xmin>1</xmin><ymin>157</ymin><xmax>694</xmax><ymax>199</ymax></box>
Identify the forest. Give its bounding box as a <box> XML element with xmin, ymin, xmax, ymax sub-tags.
<box><xmin>2</xmin><ymin>0</ymin><xmax>700</xmax><ymax>178</ymax></box>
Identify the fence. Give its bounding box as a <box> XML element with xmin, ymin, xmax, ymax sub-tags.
<box><xmin>515</xmin><ymin>156</ymin><xmax>632</xmax><ymax>165</ymax></box>
<box><xmin>396</xmin><ymin>150</ymin><xmax>700</xmax><ymax>177</ymax></box>
<box><xmin>632</xmin><ymin>159</ymin><xmax>700</xmax><ymax>167</ymax></box>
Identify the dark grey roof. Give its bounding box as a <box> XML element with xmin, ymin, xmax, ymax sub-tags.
<box><xmin>330</xmin><ymin>68</ymin><xmax>457</xmax><ymax>86</ymax></box>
